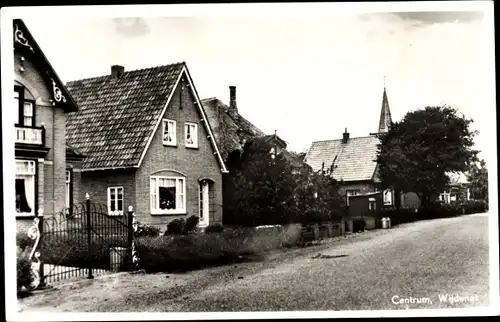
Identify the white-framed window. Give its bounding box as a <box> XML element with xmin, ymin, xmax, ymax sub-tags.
<box><xmin>107</xmin><ymin>186</ymin><xmax>124</xmax><ymax>216</ymax></box>
<box><xmin>162</xmin><ymin>119</ymin><xmax>177</xmax><ymax>146</ymax></box>
<box><xmin>185</xmin><ymin>122</ymin><xmax>198</xmax><ymax>148</ymax></box>
<box><xmin>15</xmin><ymin>159</ymin><xmax>36</xmax><ymax>215</ymax></box>
<box><xmin>150</xmin><ymin>176</ymin><xmax>186</xmax><ymax>214</ymax></box>
<box><xmin>23</xmin><ymin>101</ymin><xmax>34</xmax><ymax>126</ymax></box>
<box><xmin>368</xmin><ymin>198</ymin><xmax>377</xmax><ymax>210</ymax></box>
<box><xmin>65</xmin><ymin>170</ymin><xmax>71</xmax><ymax>209</ymax></box>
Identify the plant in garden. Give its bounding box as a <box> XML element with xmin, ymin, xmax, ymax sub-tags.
<box><xmin>185</xmin><ymin>215</ymin><xmax>200</xmax><ymax>233</ymax></box>
<box><xmin>134</xmin><ymin>222</ymin><xmax>161</xmax><ymax>238</ymax></box>
<box><xmin>17</xmin><ymin>247</ymin><xmax>33</xmax><ymax>292</ymax></box>
<box><xmin>376</xmin><ymin>105</ymin><xmax>478</xmax><ymax>208</ymax></box>
<box><xmin>165</xmin><ymin>218</ymin><xmax>185</xmax><ymax>235</ymax></box>
<box><xmin>204</xmin><ymin>224</ymin><xmax>224</xmax><ymax>234</ymax></box>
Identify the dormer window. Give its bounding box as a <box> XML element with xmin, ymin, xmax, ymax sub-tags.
<box><xmin>162</xmin><ymin>119</ymin><xmax>176</xmax><ymax>146</ymax></box>
<box><xmin>185</xmin><ymin>122</ymin><xmax>198</xmax><ymax>148</ymax></box>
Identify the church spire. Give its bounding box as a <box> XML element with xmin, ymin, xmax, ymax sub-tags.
<box><xmin>378</xmin><ymin>78</ymin><xmax>392</xmax><ymax>133</ymax></box>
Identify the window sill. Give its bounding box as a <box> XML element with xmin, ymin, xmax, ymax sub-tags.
<box><xmin>151</xmin><ymin>210</ymin><xmax>187</xmax><ymax>216</ymax></box>
<box><xmin>185</xmin><ymin>145</ymin><xmax>198</xmax><ymax>150</ymax></box>
<box><xmin>162</xmin><ymin>142</ymin><xmax>177</xmax><ymax>147</ymax></box>
<box><xmin>108</xmin><ymin>212</ymin><xmax>124</xmax><ymax>217</ymax></box>
<box><xmin>16</xmin><ymin>213</ymin><xmax>41</xmax><ymax>219</ymax></box>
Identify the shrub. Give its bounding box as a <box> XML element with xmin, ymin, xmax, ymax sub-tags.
<box><xmin>135</xmin><ymin>224</ymin><xmax>303</xmax><ymax>273</ymax></box>
<box><xmin>165</xmin><ymin>219</ymin><xmax>185</xmax><ymax>235</ymax></box>
<box><xmin>134</xmin><ymin>222</ymin><xmax>161</xmax><ymax>238</ymax></box>
<box><xmin>16</xmin><ymin>233</ymin><xmax>33</xmax><ymax>253</ymax></box>
<box><xmin>452</xmin><ymin>199</ymin><xmax>488</xmax><ymax>214</ymax></box>
<box><xmin>17</xmin><ymin>247</ymin><xmax>33</xmax><ymax>291</ymax></box>
<box><xmin>204</xmin><ymin>224</ymin><xmax>224</xmax><ymax>234</ymax></box>
<box><xmin>185</xmin><ymin>216</ymin><xmax>200</xmax><ymax>233</ymax></box>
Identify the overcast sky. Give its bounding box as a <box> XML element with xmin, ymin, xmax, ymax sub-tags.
<box><xmin>7</xmin><ymin>4</ymin><xmax>495</xmax><ymax>162</ymax></box>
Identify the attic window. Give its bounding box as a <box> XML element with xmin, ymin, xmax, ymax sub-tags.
<box><xmin>185</xmin><ymin>122</ymin><xmax>198</xmax><ymax>148</ymax></box>
<box><xmin>163</xmin><ymin>119</ymin><xmax>177</xmax><ymax>146</ymax></box>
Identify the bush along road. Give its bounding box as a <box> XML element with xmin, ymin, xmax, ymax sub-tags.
<box><xmin>17</xmin><ymin>213</ymin><xmax>490</xmax><ymax>312</ymax></box>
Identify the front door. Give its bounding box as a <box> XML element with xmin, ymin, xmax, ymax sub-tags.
<box><xmin>200</xmin><ymin>181</ymin><xmax>210</xmax><ymax>227</ymax></box>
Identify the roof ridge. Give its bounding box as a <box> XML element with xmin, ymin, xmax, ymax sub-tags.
<box><xmin>201</xmin><ymin>97</ymin><xmax>218</xmax><ymax>102</ymax></box>
<box><xmin>311</xmin><ymin>135</ymin><xmax>378</xmax><ymax>144</ymax></box>
<box><xmin>66</xmin><ymin>61</ymin><xmax>186</xmax><ymax>84</ymax></box>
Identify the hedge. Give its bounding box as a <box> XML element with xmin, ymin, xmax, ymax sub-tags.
<box><xmin>379</xmin><ymin>199</ymin><xmax>488</xmax><ymax>227</ymax></box>
<box><xmin>135</xmin><ymin>224</ymin><xmax>303</xmax><ymax>273</ymax></box>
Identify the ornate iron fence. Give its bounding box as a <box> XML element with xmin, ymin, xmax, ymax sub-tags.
<box><xmin>23</xmin><ymin>195</ymin><xmax>139</xmax><ymax>290</ymax></box>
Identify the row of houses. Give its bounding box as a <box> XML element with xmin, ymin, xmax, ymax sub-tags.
<box><xmin>12</xmin><ymin>19</ymin><xmax>296</xmax><ymax>232</ymax></box>
<box><xmin>13</xmin><ymin>19</ymin><xmax>469</xmax><ymax>232</ymax></box>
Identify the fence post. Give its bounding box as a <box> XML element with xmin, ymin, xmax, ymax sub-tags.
<box><xmin>86</xmin><ymin>193</ymin><xmax>94</xmax><ymax>279</ymax></box>
<box><xmin>127</xmin><ymin>205</ymin><xmax>134</xmax><ymax>267</ymax></box>
<box><xmin>37</xmin><ymin>209</ymin><xmax>46</xmax><ymax>288</ymax></box>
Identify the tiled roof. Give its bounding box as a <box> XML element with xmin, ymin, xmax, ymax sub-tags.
<box><xmin>65</xmin><ymin>63</ymin><xmax>184</xmax><ymax>170</ymax></box>
<box><xmin>304</xmin><ymin>135</ymin><xmax>380</xmax><ymax>182</ymax></box>
<box><xmin>202</xmin><ymin>98</ymin><xmax>265</xmax><ymax>160</ymax></box>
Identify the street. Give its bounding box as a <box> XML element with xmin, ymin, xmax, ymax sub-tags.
<box><xmin>18</xmin><ymin>214</ymin><xmax>490</xmax><ymax>312</ymax></box>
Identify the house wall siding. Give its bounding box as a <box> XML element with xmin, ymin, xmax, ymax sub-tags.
<box><xmin>80</xmin><ymin>169</ymin><xmax>136</xmax><ymax>213</ymax></box>
<box><xmin>136</xmin><ymin>74</ymin><xmax>223</xmax><ymax>230</ymax></box>
<box><xmin>14</xmin><ymin>51</ymin><xmax>67</xmax><ymax>218</ymax></box>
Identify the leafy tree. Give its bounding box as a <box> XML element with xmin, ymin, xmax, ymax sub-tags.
<box><xmin>376</xmin><ymin>106</ymin><xmax>478</xmax><ymax>208</ymax></box>
<box><xmin>466</xmin><ymin>159</ymin><xmax>488</xmax><ymax>201</ymax></box>
<box><xmin>223</xmin><ymin>138</ymin><xmax>296</xmax><ymax>226</ymax></box>
<box><xmin>292</xmin><ymin>169</ymin><xmax>345</xmax><ymax>223</ymax></box>
<box><xmin>223</xmin><ymin>138</ymin><xmax>344</xmax><ymax>226</ymax></box>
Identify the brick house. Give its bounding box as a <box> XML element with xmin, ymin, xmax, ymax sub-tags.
<box><xmin>304</xmin><ymin>85</ymin><xmax>420</xmax><ymax>210</ymax></box>
<box><xmin>65</xmin><ymin>63</ymin><xmax>228</xmax><ymax>229</ymax></box>
<box><xmin>12</xmin><ymin>19</ymin><xmax>84</xmax><ymax>232</ymax></box>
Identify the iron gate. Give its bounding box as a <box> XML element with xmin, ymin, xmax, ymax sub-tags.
<box><xmin>25</xmin><ymin>197</ymin><xmax>135</xmax><ymax>288</ymax></box>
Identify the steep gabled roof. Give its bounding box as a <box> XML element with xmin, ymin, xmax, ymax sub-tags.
<box><xmin>66</xmin><ymin>63</ymin><xmax>227</xmax><ymax>172</ymax></box>
<box><xmin>304</xmin><ymin>135</ymin><xmax>380</xmax><ymax>182</ymax></box>
<box><xmin>13</xmin><ymin>19</ymin><xmax>78</xmax><ymax>113</ymax></box>
<box><xmin>202</xmin><ymin>97</ymin><xmax>265</xmax><ymax>160</ymax></box>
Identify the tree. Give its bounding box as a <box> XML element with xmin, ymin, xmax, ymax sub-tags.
<box><xmin>223</xmin><ymin>138</ymin><xmax>297</xmax><ymax>226</ymax></box>
<box><xmin>223</xmin><ymin>138</ymin><xmax>345</xmax><ymax>226</ymax></box>
<box><xmin>376</xmin><ymin>106</ymin><xmax>478</xmax><ymax>208</ymax></box>
<box><xmin>292</xmin><ymin>169</ymin><xmax>345</xmax><ymax>223</ymax></box>
<box><xmin>467</xmin><ymin>159</ymin><xmax>488</xmax><ymax>201</ymax></box>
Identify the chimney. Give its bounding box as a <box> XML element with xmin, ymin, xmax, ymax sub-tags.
<box><xmin>342</xmin><ymin>128</ymin><xmax>350</xmax><ymax>143</ymax></box>
<box><xmin>111</xmin><ymin>65</ymin><xmax>125</xmax><ymax>78</ymax></box>
<box><xmin>228</xmin><ymin>86</ymin><xmax>238</xmax><ymax>120</ymax></box>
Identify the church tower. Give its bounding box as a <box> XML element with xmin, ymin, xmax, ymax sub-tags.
<box><xmin>377</xmin><ymin>80</ymin><xmax>392</xmax><ymax>134</ymax></box>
